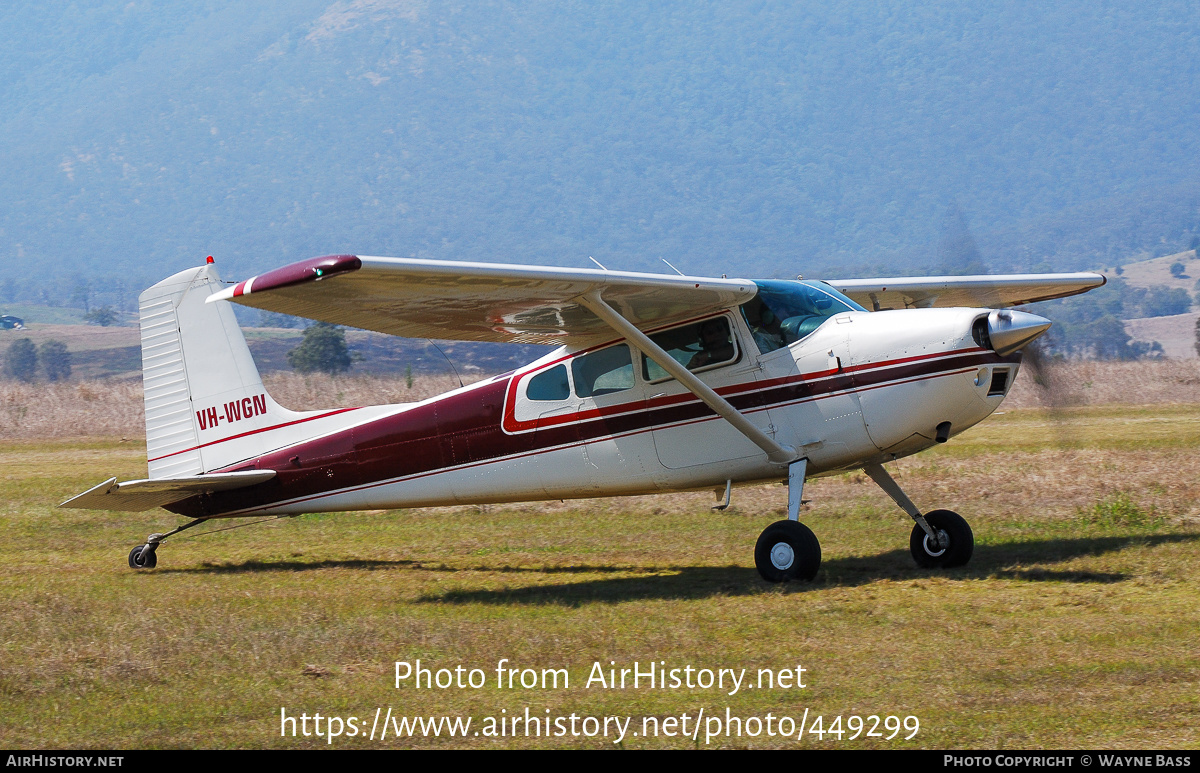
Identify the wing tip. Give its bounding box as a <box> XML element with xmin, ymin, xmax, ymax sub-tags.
<box><xmin>59</xmin><ymin>476</ymin><xmax>119</xmax><ymax>509</ymax></box>
<box><xmin>206</xmin><ymin>286</ymin><xmax>236</xmax><ymax>304</ymax></box>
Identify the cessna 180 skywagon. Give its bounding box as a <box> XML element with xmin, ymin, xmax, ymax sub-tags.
<box><xmin>62</xmin><ymin>254</ymin><xmax>1104</xmax><ymax>581</ymax></box>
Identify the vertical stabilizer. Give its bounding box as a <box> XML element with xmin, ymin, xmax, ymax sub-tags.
<box><xmin>139</xmin><ymin>263</ymin><xmax>301</xmax><ymax>478</ymax></box>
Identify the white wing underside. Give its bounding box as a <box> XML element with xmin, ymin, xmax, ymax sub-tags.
<box><xmin>828</xmin><ymin>273</ymin><xmax>1105</xmax><ymax>311</ymax></box>
<box><xmin>208</xmin><ymin>256</ymin><xmax>1104</xmax><ymax>344</ymax></box>
<box><xmin>210</xmin><ymin>256</ymin><xmax>758</xmax><ymax>345</ymax></box>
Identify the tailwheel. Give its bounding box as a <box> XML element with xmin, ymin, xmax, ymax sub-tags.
<box><xmin>125</xmin><ymin>524</ymin><xmax>203</xmax><ymax>570</ymax></box>
<box><xmin>128</xmin><ymin>544</ymin><xmax>158</xmax><ymax>569</ymax></box>
<box><xmin>909</xmin><ymin>509</ymin><xmax>973</xmax><ymax>568</ymax></box>
<box><xmin>754</xmin><ymin>520</ymin><xmax>821</xmax><ymax>582</ymax></box>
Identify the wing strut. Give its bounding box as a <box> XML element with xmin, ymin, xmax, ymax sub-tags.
<box><xmin>577</xmin><ymin>290</ymin><xmax>798</xmax><ymax>465</ymax></box>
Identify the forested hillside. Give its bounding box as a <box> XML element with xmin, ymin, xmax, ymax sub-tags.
<box><xmin>2</xmin><ymin>1</ymin><xmax>1200</xmax><ymax>310</ymax></box>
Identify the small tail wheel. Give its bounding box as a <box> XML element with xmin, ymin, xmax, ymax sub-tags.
<box><xmin>754</xmin><ymin>520</ymin><xmax>821</xmax><ymax>582</ymax></box>
<box><xmin>128</xmin><ymin>544</ymin><xmax>158</xmax><ymax>569</ymax></box>
<box><xmin>909</xmin><ymin>509</ymin><xmax>973</xmax><ymax>568</ymax></box>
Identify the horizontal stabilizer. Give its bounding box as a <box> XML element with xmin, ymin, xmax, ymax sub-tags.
<box><xmin>59</xmin><ymin>470</ymin><xmax>277</xmax><ymax>512</ymax></box>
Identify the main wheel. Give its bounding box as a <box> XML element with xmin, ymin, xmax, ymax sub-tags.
<box><xmin>754</xmin><ymin>520</ymin><xmax>821</xmax><ymax>582</ymax></box>
<box><xmin>128</xmin><ymin>545</ymin><xmax>157</xmax><ymax>569</ymax></box>
<box><xmin>909</xmin><ymin>509</ymin><xmax>973</xmax><ymax>568</ymax></box>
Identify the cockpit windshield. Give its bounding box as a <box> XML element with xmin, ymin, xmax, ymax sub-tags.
<box><xmin>740</xmin><ymin>280</ymin><xmax>866</xmax><ymax>354</ymax></box>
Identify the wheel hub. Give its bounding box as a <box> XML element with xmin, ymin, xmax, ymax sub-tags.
<box><xmin>770</xmin><ymin>542</ymin><xmax>795</xmax><ymax>570</ymax></box>
<box><xmin>923</xmin><ymin>529</ymin><xmax>949</xmax><ymax>557</ymax></box>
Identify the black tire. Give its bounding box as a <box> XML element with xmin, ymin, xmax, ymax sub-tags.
<box><xmin>128</xmin><ymin>545</ymin><xmax>157</xmax><ymax>569</ymax></box>
<box><xmin>754</xmin><ymin>520</ymin><xmax>821</xmax><ymax>582</ymax></box>
<box><xmin>909</xmin><ymin>509</ymin><xmax>973</xmax><ymax>568</ymax></box>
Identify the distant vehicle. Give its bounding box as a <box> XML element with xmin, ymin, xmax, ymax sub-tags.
<box><xmin>63</xmin><ymin>255</ymin><xmax>1104</xmax><ymax>579</ymax></box>
<box><xmin>0</xmin><ymin>315</ymin><xmax>24</xmax><ymax>330</ymax></box>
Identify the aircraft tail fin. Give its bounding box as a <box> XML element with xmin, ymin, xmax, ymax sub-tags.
<box><xmin>139</xmin><ymin>262</ymin><xmax>306</xmax><ymax>478</ymax></box>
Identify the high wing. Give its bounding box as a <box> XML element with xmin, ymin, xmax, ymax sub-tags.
<box><xmin>827</xmin><ymin>273</ymin><xmax>1106</xmax><ymax>311</ymax></box>
<box><xmin>208</xmin><ymin>255</ymin><xmax>1106</xmax><ymax>341</ymax></box>
<box><xmin>207</xmin><ymin>255</ymin><xmax>758</xmax><ymax>345</ymax></box>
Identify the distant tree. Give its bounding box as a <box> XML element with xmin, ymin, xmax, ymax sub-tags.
<box><xmin>259</xmin><ymin>310</ymin><xmax>304</xmax><ymax>328</ymax></box>
<box><xmin>84</xmin><ymin>306</ymin><xmax>117</xmax><ymax>326</ymax></box>
<box><xmin>70</xmin><ymin>281</ymin><xmax>92</xmax><ymax>313</ymax></box>
<box><xmin>287</xmin><ymin>322</ymin><xmax>352</xmax><ymax>375</ymax></box>
<box><xmin>4</xmin><ymin>338</ymin><xmax>38</xmax><ymax>381</ymax></box>
<box><xmin>1138</xmin><ymin>286</ymin><xmax>1191</xmax><ymax>317</ymax></box>
<box><xmin>1083</xmin><ymin>315</ymin><xmax>1128</xmax><ymax>359</ymax></box>
<box><xmin>1083</xmin><ymin>315</ymin><xmax>1142</xmax><ymax>360</ymax></box>
<box><xmin>1130</xmin><ymin>339</ymin><xmax>1164</xmax><ymax>358</ymax></box>
<box><xmin>39</xmin><ymin>340</ymin><xmax>71</xmax><ymax>381</ymax></box>
<box><xmin>1170</xmin><ymin>261</ymin><xmax>1186</xmax><ymax>278</ymax></box>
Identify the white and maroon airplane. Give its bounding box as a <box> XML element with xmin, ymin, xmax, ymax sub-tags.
<box><xmin>62</xmin><ymin>255</ymin><xmax>1103</xmax><ymax>581</ymax></box>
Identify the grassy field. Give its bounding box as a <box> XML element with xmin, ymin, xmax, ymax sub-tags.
<box><xmin>1</xmin><ymin>393</ymin><xmax>1198</xmax><ymax>749</ymax></box>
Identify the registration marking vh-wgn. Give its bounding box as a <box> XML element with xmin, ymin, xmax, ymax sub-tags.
<box><xmin>196</xmin><ymin>394</ymin><xmax>267</xmax><ymax>431</ymax></box>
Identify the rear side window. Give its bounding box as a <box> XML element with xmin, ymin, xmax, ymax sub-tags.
<box><xmin>526</xmin><ymin>364</ymin><xmax>570</xmax><ymax>401</ymax></box>
<box><xmin>572</xmin><ymin>344</ymin><xmax>634</xmax><ymax>398</ymax></box>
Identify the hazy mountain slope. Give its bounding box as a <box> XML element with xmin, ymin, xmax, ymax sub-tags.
<box><xmin>2</xmin><ymin>1</ymin><xmax>1200</xmax><ymax>298</ymax></box>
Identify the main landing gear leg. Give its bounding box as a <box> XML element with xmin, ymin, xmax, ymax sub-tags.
<box><xmin>862</xmin><ymin>462</ymin><xmax>974</xmax><ymax>569</ymax></box>
<box><xmin>127</xmin><ymin>518</ymin><xmax>207</xmax><ymax>569</ymax></box>
<box><xmin>755</xmin><ymin>458</ymin><xmax>821</xmax><ymax>582</ymax></box>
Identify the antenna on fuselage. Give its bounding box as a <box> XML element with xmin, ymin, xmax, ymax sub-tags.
<box><xmin>425</xmin><ymin>339</ymin><xmax>464</xmax><ymax>389</ymax></box>
<box><xmin>588</xmin><ymin>256</ymin><xmax>608</xmax><ymax>271</ymax></box>
<box><xmin>661</xmin><ymin>258</ymin><xmax>685</xmax><ymax>276</ymax></box>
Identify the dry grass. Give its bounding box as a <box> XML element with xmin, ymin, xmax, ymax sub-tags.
<box><xmin>1002</xmin><ymin>359</ymin><xmax>1200</xmax><ymax>409</ymax></box>
<box><xmin>0</xmin><ymin>373</ymin><xmax>477</xmax><ymax>440</ymax></box>
<box><xmin>3</xmin><ymin>323</ymin><xmax>139</xmax><ymax>352</ymax></box>
<box><xmin>2</xmin><ymin>359</ymin><xmax>1196</xmax><ymax>748</ymax></box>
<box><xmin>1125</xmin><ymin>312</ymin><xmax>1199</xmax><ymax>361</ymax></box>
<box><xmin>0</xmin><ymin>380</ymin><xmax>145</xmax><ymax>439</ymax></box>
<box><xmin>262</xmin><ymin>372</ymin><xmax>481</xmax><ymax>411</ymax></box>
<box><xmin>3</xmin><ymin>413</ymin><xmax>1198</xmax><ymax>749</ymax></box>
<box><xmin>2</xmin><ymin>361</ymin><xmax>1199</xmax><ymax>748</ymax></box>
<box><xmin>1101</xmin><ymin>249</ymin><xmax>1200</xmax><ymax>293</ymax></box>
<box><xmin>4</xmin><ymin>360</ymin><xmax>1200</xmax><ymax>441</ymax></box>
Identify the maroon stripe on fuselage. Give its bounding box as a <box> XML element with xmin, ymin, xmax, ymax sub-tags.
<box><xmin>147</xmin><ymin>407</ymin><xmax>361</xmax><ymax>463</ymax></box>
<box><xmin>168</xmin><ymin>348</ymin><xmax>1013</xmax><ymax>517</ymax></box>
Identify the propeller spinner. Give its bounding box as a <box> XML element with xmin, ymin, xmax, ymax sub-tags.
<box><xmin>986</xmin><ymin>309</ymin><xmax>1052</xmax><ymax>356</ymax></box>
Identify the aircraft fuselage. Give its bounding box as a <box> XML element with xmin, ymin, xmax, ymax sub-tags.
<box><xmin>168</xmin><ymin>306</ymin><xmax>1018</xmax><ymax>519</ymax></box>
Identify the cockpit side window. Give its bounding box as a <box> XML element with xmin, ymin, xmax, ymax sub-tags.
<box><xmin>740</xmin><ymin>280</ymin><xmax>865</xmax><ymax>354</ymax></box>
<box><xmin>641</xmin><ymin>316</ymin><xmax>739</xmax><ymax>382</ymax></box>
<box><xmin>740</xmin><ymin>295</ymin><xmax>787</xmax><ymax>354</ymax></box>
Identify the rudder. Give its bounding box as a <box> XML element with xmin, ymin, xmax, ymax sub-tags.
<box><xmin>140</xmin><ymin>263</ymin><xmax>297</xmax><ymax>478</ymax></box>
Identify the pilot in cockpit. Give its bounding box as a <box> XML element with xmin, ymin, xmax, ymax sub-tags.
<box><xmin>741</xmin><ymin>298</ymin><xmax>786</xmax><ymax>354</ymax></box>
<box><xmin>687</xmin><ymin>318</ymin><xmax>737</xmax><ymax>369</ymax></box>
